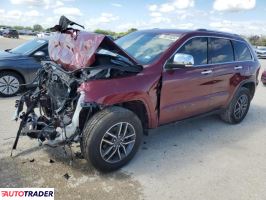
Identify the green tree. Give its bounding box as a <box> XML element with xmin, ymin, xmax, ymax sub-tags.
<box><xmin>33</xmin><ymin>24</ymin><xmax>43</xmax><ymax>32</ymax></box>
<box><xmin>94</xmin><ymin>29</ymin><xmax>116</xmax><ymax>36</ymax></box>
<box><xmin>13</xmin><ymin>26</ymin><xmax>24</xmax><ymax>30</ymax></box>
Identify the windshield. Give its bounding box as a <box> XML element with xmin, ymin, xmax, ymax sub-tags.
<box><xmin>115</xmin><ymin>31</ymin><xmax>180</xmax><ymax>64</ymax></box>
<box><xmin>10</xmin><ymin>39</ymin><xmax>47</xmax><ymax>55</ymax></box>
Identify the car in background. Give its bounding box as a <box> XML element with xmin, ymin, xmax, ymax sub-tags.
<box><xmin>261</xmin><ymin>70</ymin><xmax>266</xmax><ymax>85</ymax></box>
<box><xmin>254</xmin><ymin>46</ymin><xmax>266</xmax><ymax>58</ymax></box>
<box><xmin>3</xmin><ymin>29</ymin><xmax>19</xmax><ymax>39</ymax></box>
<box><xmin>0</xmin><ymin>38</ymin><xmax>49</xmax><ymax>97</ymax></box>
<box><xmin>37</xmin><ymin>32</ymin><xmax>51</xmax><ymax>38</ymax></box>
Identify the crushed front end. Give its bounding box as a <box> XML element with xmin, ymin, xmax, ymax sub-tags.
<box><xmin>11</xmin><ymin>16</ymin><xmax>142</xmax><ymax>155</ymax></box>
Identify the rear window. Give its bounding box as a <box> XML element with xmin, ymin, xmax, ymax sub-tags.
<box><xmin>209</xmin><ymin>38</ymin><xmax>234</xmax><ymax>64</ymax></box>
<box><xmin>232</xmin><ymin>41</ymin><xmax>252</xmax><ymax>61</ymax></box>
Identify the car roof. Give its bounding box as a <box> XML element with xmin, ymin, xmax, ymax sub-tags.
<box><xmin>138</xmin><ymin>28</ymin><xmax>245</xmax><ymax>41</ymax></box>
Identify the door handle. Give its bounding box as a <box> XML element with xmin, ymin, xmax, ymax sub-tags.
<box><xmin>201</xmin><ymin>70</ymin><xmax>213</xmax><ymax>75</ymax></box>
<box><xmin>234</xmin><ymin>66</ymin><xmax>243</xmax><ymax>70</ymax></box>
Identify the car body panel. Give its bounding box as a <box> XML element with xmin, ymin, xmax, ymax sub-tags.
<box><xmin>75</xmin><ymin>30</ymin><xmax>259</xmax><ymax>128</ymax></box>
<box><xmin>261</xmin><ymin>70</ymin><xmax>266</xmax><ymax>84</ymax></box>
<box><xmin>0</xmin><ymin>40</ymin><xmax>48</xmax><ymax>85</ymax></box>
<box><xmin>159</xmin><ymin>65</ymin><xmax>215</xmax><ymax>125</ymax></box>
<box><xmin>79</xmin><ymin>67</ymin><xmax>161</xmax><ymax>128</ymax></box>
<box><xmin>48</xmin><ymin>31</ymin><xmax>137</xmax><ymax>71</ymax></box>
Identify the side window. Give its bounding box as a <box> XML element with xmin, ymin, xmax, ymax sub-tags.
<box><xmin>209</xmin><ymin>38</ymin><xmax>234</xmax><ymax>64</ymax></box>
<box><xmin>40</xmin><ymin>45</ymin><xmax>48</xmax><ymax>56</ymax></box>
<box><xmin>232</xmin><ymin>41</ymin><xmax>252</xmax><ymax>61</ymax></box>
<box><xmin>177</xmin><ymin>37</ymin><xmax>207</xmax><ymax>65</ymax></box>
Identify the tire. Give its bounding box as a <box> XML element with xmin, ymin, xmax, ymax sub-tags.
<box><xmin>81</xmin><ymin>106</ymin><xmax>143</xmax><ymax>172</ymax></box>
<box><xmin>0</xmin><ymin>71</ymin><xmax>24</xmax><ymax>97</ymax></box>
<box><xmin>220</xmin><ymin>87</ymin><xmax>251</xmax><ymax>124</ymax></box>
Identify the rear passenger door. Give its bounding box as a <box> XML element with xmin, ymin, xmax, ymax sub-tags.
<box><xmin>208</xmin><ymin>37</ymin><xmax>236</xmax><ymax>109</ymax></box>
<box><xmin>209</xmin><ymin>38</ymin><xmax>253</xmax><ymax>109</ymax></box>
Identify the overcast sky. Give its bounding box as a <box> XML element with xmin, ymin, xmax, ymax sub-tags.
<box><xmin>0</xmin><ymin>0</ymin><xmax>265</xmax><ymax>35</ymax></box>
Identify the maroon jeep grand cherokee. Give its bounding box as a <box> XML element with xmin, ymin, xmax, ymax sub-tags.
<box><xmin>13</xmin><ymin>20</ymin><xmax>260</xmax><ymax>171</ymax></box>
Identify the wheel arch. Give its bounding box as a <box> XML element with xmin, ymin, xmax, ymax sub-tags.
<box><xmin>241</xmin><ymin>81</ymin><xmax>256</xmax><ymax>99</ymax></box>
<box><xmin>118</xmin><ymin>100</ymin><xmax>149</xmax><ymax>134</ymax></box>
<box><xmin>0</xmin><ymin>69</ymin><xmax>26</xmax><ymax>84</ymax></box>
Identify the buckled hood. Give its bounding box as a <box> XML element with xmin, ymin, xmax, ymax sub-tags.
<box><xmin>49</xmin><ymin>30</ymin><xmax>137</xmax><ymax>71</ymax></box>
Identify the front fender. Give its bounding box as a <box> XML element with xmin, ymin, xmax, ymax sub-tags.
<box><xmin>78</xmin><ymin>73</ymin><xmax>161</xmax><ymax>128</ymax></box>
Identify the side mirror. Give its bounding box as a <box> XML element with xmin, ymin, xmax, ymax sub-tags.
<box><xmin>33</xmin><ymin>51</ymin><xmax>45</xmax><ymax>57</ymax></box>
<box><xmin>166</xmin><ymin>53</ymin><xmax>194</xmax><ymax>69</ymax></box>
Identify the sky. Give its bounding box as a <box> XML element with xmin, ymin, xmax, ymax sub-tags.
<box><xmin>0</xmin><ymin>0</ymin><xmax>266</xmax><ymax>35</ymax></box>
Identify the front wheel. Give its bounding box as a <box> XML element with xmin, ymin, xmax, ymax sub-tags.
<box><xmin>220</xmin><ymin>87</ymin><xmax>251</xmax><ymax>124</ymax></box>
<box><xmin>0</xmin><ymin>71</ymin><xmax>24</xmax><ymax>97</ymax></box>
<box><xmin>81</xmin><ymin>106</ymin><xmax>143</xmax><ymax>172</ymax></box>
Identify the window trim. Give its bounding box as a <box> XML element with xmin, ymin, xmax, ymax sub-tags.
<box><xmin>164</xmin><ymin>35</ymin><xmax>254</xmax><ymax>70</ymax></box>
<box><xmin>231</xmin><ymin>40</ymin><xmax>253</xmax><ymax>62</ymax></box>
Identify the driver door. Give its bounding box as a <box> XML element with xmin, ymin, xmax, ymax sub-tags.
<box><xmin>159</xmin><ymin>37</ymin><xmax>214</xmax><ymax>125</ymax></box>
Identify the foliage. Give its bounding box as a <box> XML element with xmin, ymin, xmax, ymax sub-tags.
<box><xmin>94</xmin><ymin>28</ymin><xmax>138</xmax><ymax>38</ymax></box>
<box><xmin>33</xmin><ymin>24</ymin><xmax>43</xmax><ymax>32</ymax></box>
<box><xmin>248</xmin><ymin>35</ymin><xmax>266</xmax><ymax>46</ymax></box>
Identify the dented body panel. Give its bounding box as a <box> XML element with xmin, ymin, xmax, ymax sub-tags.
<box><xmin>49</xmin><ymin>31</ymin><xmax>137</xmax><ymax>71</ymax></box>
<box><xmin>78</xmin><ymin>66</ymin><xmax>161</xmax><ymax>128</ymax></box>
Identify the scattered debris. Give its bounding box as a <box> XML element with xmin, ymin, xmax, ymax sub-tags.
<box><xmin>63</xmin><ymin>173</ymin><xmax>70</xmax><ymax>180</ymax></box>
<box><xmin>75</xmin><ymin>152</ymin><xmax>84</xmax><ymax>159</ymax></box>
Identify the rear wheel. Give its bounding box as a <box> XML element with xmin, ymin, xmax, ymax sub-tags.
<box><xmin>0</xmin><ymin>71</ymin><xmax>24</xmax><ymax>97</ymax></box>
<box><xmin>220</xmin><ymin>87</ymin><xmax>251</xmax><ymax>124</ymax></box>
<box><xmin>81</xmin><ymin>106</ymin><xmax>143</xmax><ymax>172</ymax></box>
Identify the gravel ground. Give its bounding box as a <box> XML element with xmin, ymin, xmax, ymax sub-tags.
<box><xmin>0</xmin><ymin>37</ymin><xmax>266</xmax><ymax>200</ymax></box>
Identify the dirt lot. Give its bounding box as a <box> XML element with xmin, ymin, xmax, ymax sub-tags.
<box><xmin>0</xmin><ymin>37</ymin><xmax>266</xmax><ymax>200</ymax></box>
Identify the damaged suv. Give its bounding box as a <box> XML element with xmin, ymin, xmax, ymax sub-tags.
<box><xmin>12</xmin><ymin>17</ymin><xmax>260</xmax><ymax>172</ymax></box>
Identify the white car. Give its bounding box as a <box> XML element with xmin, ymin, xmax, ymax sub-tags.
<box><xmin>255</xmin><ymin>46</ymin><xmax>266</xmax><ymax>58</ymax></box>
<box><xmin>37</xmin><ymin>32</ymin><xmax>50</xmax><ymax>38</ymax></box>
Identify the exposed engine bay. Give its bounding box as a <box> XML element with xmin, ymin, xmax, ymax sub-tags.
<box><xmin>11</xmin><ymin>16</ymin><xmax>142</xmax><ymax>155</ymax></box>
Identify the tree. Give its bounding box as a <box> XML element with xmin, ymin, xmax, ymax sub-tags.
<box><xmin>248</xmin><ymin>35</ymin><xmax>260</xmax><ymax>46</ymax></box>
<box><xmin>13</xmin><ymin>26</ymin><xmax>24</xmax><ymax>30</ymax></box>
<box><xmin>127</xmin><ymin>28</ymin><xmax>137</xmax><ymax>33</ymax></box>
<box><xmin>94</xmin><ymin>29</ymin><xmax>116</xmax><ymax>36</ymax></box>
<box><xmin>33</xmin><ymin>24</ymin><xmax>43</xmax><ymax>32</ymax></box>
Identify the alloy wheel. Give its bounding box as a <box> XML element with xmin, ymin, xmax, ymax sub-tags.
<box><xmin>0</xmin><ymin>75</ymin><xmax>20</xmax><ymax>96</ymax></box>
<box><xmin>100</xmin><ymin>122</ymin><xmax>136</xmax><ymax>164</ymax></box>
<box><xmin>233</xmin><ymin>94</ymin><xmax>249</xmax><ymax>120</ymax></box>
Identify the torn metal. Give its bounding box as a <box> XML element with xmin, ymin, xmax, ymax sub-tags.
<box><xmin>11</xmin><ymin>16</ymin><xmax>142</xmax><ymax>155</ymax></box>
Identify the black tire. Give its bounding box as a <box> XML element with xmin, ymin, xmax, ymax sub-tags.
<box><xmin>220</xmin><ymin>87</ymin><xmax>251</xmax><ymax>124</ymax></box>
<box><xmin>81</xmin><ymin>106</ymin><xmax>143</xmax><ymax>172</ymax></box>
<box><xmin>0</xmin><ymin>71</ymin><xmax>24</xmax><ymax>97</ymax></box>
